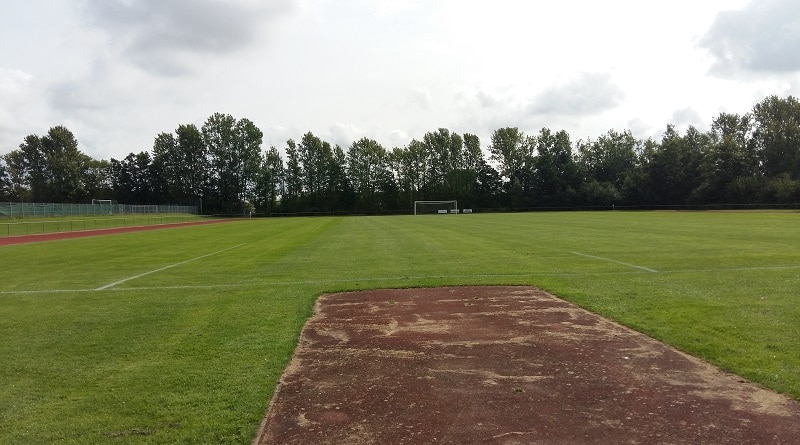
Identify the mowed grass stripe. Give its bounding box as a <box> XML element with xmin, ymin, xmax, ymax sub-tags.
<box><xmin>1</xmin><ymin>211</ymin><xmax>799</xmax><ymax>444</ymax></box>
<box><xmin>7</xmin><ymin>261</ymin><xmax>800</xmax><ymax>296</ymax></box>
<box><xmin>0</xmin><ymin>218</ymin><xmax>335</xmax><ymax>292</ymax></box>
<box><xmin>0</xmin><ymin>218</ymin><xmax>338</xmax><ymax>444</ymax></box>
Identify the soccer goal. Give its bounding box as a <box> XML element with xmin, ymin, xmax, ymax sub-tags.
<box><xmin>414</xmin><ymin>200</ymin><xmax>458</xmax><ymax>215</ymax></box>
<box><xmin>91</xmin><ymin>199</ymin><xmax>116</xmax><ymax>215</ymax></box>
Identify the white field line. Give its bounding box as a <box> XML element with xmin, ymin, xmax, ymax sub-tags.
<box><xmin>571</xmin><ymin>251</ymin><xmax>658</xmax><ymax>273</ymax></box>
<box><xmin>675</xmin><ymin>265</ymin><xmax>800</xmax><ymax>273</ymax></box>
<box><xmin>95</xmin><ymin>243</ymin><xmax>247</xmax><ymax>290</ymax></box>
<box><xmin>7</xmin><ymin>264</ymin><xmax>800</xmax><ymax>295</ymax></box>
<box><xmin>0</xmin><ymin>284</ymin><xmax>244</xmax><ymax>295</ymax></box>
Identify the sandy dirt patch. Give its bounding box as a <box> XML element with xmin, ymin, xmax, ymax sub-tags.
<box><xmin>255</xmin><ymin>286</ymin><xmax>800</xmax><ymax>444</ymax></box>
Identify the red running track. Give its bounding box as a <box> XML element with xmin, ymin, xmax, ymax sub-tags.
<box><xmin>0</xmin><ymin>219</ymin><xmax>234</xmax><ymax>246</ymax></box>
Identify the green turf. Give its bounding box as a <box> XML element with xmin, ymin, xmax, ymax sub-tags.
<box><xmin>0</xmin><ymin>214</ymin><xmax>205</xmax><ymax>237</ymax></box>
<box><xmin>1</xmin><ymin>211</ymin><xmax>799</xmax><ymax>443</ymax></box>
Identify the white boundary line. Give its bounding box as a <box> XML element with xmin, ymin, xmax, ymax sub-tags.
<box><xmin>7</xmin><ymin>264</ymin><xmax>800</xmax><ymax>296</ymax></box>
<box><xmin>690</xmin><ymin>265</ymin><xmax>800</xmax><ymax>272</ymax></box>
<box><xmin>571</xmin><ymin>251</ymin><xmax>658</xmax><ymax>273</ymax></box>
<box><xmin>0</xmin><ymin>284</ymin><xmax>244</xmax><ymax>295</ymax></box>
<box><xmin>95</xmin><ymin>243</ymin><xmax>247</xmax><ymax>290</ymax></box>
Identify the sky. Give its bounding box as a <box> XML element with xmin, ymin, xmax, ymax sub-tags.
<box><xmin>2</xmin><ymin>0</ymin><xmax>800</xmax><ymax>161</ymax></box>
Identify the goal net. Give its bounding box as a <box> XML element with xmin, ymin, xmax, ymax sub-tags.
<box><xmin>414</xmin><ymin>200</ymin><xmax>458</xmax><ymax>215</ymax></box>
<box><xmin>91</xmin><ymin>199</ymin><xmax>116</xmax><ymax>215</ymax></box>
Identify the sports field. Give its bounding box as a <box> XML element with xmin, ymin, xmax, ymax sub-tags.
<box><xmin>1</xmin><ymin>211</ymin><xmax>799</xmax><ymax>443</ymax></box>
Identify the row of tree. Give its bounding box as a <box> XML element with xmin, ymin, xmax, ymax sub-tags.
<box><xmin>2</xmin><ymin>95</ymin><xmax>800</xmax><ymax>214</ymax></box>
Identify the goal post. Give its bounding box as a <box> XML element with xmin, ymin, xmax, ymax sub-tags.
<box><xmin>414</xmin><ymin>200</ymin><xmax>458</xmax><ymax>215</ymax></box>
<box><xmin>91</xmin><ymin>199</ymin><xmax>115</xmax><ymax>215</ymax></box>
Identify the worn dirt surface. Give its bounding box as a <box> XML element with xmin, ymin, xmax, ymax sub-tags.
<box><xmin>0</xmin><ymin>219</ymin><xmax>231</xmax><ymax>246</ymax></box>
<box><xmin>255</xmin><ymin>286</ymin><xmax>800</xmax><ymax>445</ymax></box>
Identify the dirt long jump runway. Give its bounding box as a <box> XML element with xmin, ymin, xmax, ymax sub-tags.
<box><xmin>256</xmin><ymin>286</ymin><xmax>800</xmax><ymax>445</ymax></box>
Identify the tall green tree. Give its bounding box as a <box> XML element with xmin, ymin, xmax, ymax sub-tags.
<box><xmin>5</xmin><ymin>126</ymin><xmax>91</xmax><ymax>202</ymax></box>
<box><xmin>202</xmin><ymin>113</ymin><xmax>263</xmax><ymax>213</ymax></box>
<box><xmin>390</xmin><ymin>140</ymin><xmax>429</xmax><ymax>208</ymax></box>
<box><xmin>202</xmin><ymin>113</ymin><xmax>236</xmax><ymax>211</ymax></box>
<box><xmin>233</xmin><ymin>118</ymin><xmax>263</xmax><ymax>211</ymax></box>
<box><xmin>203</xmin><ymin>113</ymin><xmax>234</xmax><ymax>211</ymax></box>
<box><xmin>150</xmin><ymin>124</ymin><xmax>209</xmax><ymax>208</ymax></box>
<box><xmin>474</xmin><ymin>156</ymin><xmax>503</xmax><ymax>208</ymax></box>
<box><xmin>296</xmin><ymin>132</ymin><xmax>340</xmax><ymax>211</ymax></box>
<box><xmin>2</xmin><ymin>149</ymin><xmax>29</xmax><ymax>201</ymax></box>
<box><xmin>489</xmin><ymin>127</ymin><xmax>534</xmax><ymax>206</ymax></box>
<box><xmin>297</xmin><ymin>132</ymin><xmax>325</xmax><ymax>200</ymax></box>
<box><xmin>642</xmin><ymin>125</ymin><xmax>707</xmax><ymax>205</ymax></box>
<box><xmin>176</xmin><ymin>124</ymin><xmax>210</xmax><ymax>209</ymax></box>
<box><xmin>255</xmin><ymin>146</ymin><xmax>284</xmax><ymax>214</ymax></box>
<box><xmin>11</xmin><ymin>134</ymin><xmax>48</xmax><ymax>201</ymax></box>
<box><xmin>327</xmin><ymin>144</ymin><xmax>354</xmax><ymax>211</ymax></box>
<box><xmin>282</xmin><ymin>139</ymin><xmax>303</xmax><ymax>212</ymax></box>
<box><xmin>348</xmin><ymin>137</ymin><xmax>393</xmax><ymax>211</ymax></box>
<box><xmin>752</xmin><ymin>95</ymin><xmax>800</xmax><ymax>179</ymax></box>
<box><xmin>150</xmin><ymin>132</ymin><xmax>178</xmax><ymax>202</ymax></box>
<box><xmin>111</xmin><ymin>151</ymin><xmax>153</xmax><ymax>204</ymax></box>
<box><xmin>421</xmin><ymin>128</ymin><xmax>465</xmax><ymax>197</ymax></box>
<box><xmin>44</xmin><ymin>126</ymin><xmax>89</xmax><ymax>202</ymax></box>
<box><xmin>576</xmin><ymin>129</ymin><xmax>639</xmax><ymax>205</ymax></box>
<box><xmin>577</xmin><ymin>129</ymin><xmax>638</xmax><ymax>187</ymax></box>
<box><xmin>695</xmin><ymin>113</ymin><xmax>758</xmax><ymax>203</ymax></box>
<box><xmin>0</xmin><ymin>158</ymin><xmax>14</xmax><ymax>201</ymax></box>
<box><xmin>530</xmin><ymin>128</ymin><xmax>578</xmax><ymax>206</ymax></box>
<box><xmin>444</xmin><ymin>132</ymin><xmax>485</xmax><ymax>208</ymax></box>
<box><xmin>462</xmin><ymin>133</ymin><xmax>483</xmax><ymax>172</ymax></box>
<box><xmin>489</xmin><ymin>127</ymin><xmax>529</xmax><ymax>182</ymax></box>
<box><xmin>83</xmin><ymin>159</ymin><xmax>114</xmax><ymax>201</ymax></box>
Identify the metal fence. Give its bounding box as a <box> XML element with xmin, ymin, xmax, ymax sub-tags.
<box><xmin>0</xmin><ymin>214</ymin><xmax>200</xmax><ymax>237</ymax></box>
<box><xmin>0</xmin><ymin>202</ymin><xmax>197</xmax><ymax>219</ymax></box>
<box><xmin>120</xmin><ymin>204</ymin><xmax>198</xmax><ymax>214</ymax></box>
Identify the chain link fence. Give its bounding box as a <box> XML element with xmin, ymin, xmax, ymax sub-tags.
<box><xmin>0</xmin><ymin>202</ymin><xmax>200</xmax><ymax>237</ymax></box>
<box><xmin>0</xmin><ymin>214</ymin><xmax>201</xmax><ymax>237</ymax></box>
<box><xmin>0</xmin><ymin>202</ymin><xmax>197</xmax><ymax>218</ymax></box>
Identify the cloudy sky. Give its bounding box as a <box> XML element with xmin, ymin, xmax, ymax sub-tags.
<box><xmin>2</xmin><ymin>0</ymin><xmax>800</xmax><ymax>160</ymax></box>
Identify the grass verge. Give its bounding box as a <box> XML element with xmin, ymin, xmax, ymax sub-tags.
<box><xmin>1</xmin><ymin>211</ymin><xmax>799</xmax><ymax>443</ymax></box>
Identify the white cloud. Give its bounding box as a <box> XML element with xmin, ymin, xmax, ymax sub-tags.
<box><xmin>789</xmin><ymin>82</ymin><xmax>800</xmax><ymax>97</ymax></box>
<box><xmin>328</xmin><ymin>123</ymin><xmax>363</xmax><ymax>149</ymax></box>
<box><xmin>0</xmin><ymin>68</ymin><xmax>32</xmax><ymax>101</ymax></box>
<box><xmin>409</xmin><ymin>87</ymin><xmax>433</xmax><ymax>111</ymax></box>
<box><xmin>0</xmin><ymin>68</ymin><xmax>41</xmax><ymax>150</ymax></box>
<box><xmin>476</xmin><ymin>91</ymin><xmax>500</xmax><ymax>109</ymax></box>
<box><xmin>1</xmin><ymin>0</ymin><xmax>798</xmax><ymax>161</ymax></box>
<box><xmin>527</xmin><ymin>73</ymin><xmax>625</xmax><ymax>117</ymax></box>
<box><xmin>82</xmin><ymin>0</ymin><xmax>299</xmax><ymax>76</ymax></box>
<box><xmin>384</xmin><ymin>129</ymin><xmax>410</xmax><ymax>149</ymax></box>
<box><xmin>670</xmin><ymin>108</ymin><xmax>705</xmax><ymax>129</ymax></box>
<box><xmin>700</xmin><ymin>0</ymin><xmax>800</xmax><ymax>77</ymax></box>
<box><xmin>626</xmin><ymin>118</ymin><xmax>655</xmax><ymax>141</ymax></box>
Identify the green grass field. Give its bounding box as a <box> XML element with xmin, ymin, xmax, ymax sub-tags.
<box><xmin>1</xmin><ymin>211</ymin><xmax>799</xmax><ymax>443</ymax></box>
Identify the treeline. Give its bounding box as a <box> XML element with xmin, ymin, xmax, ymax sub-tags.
<box><xmin>2</xmin><ymin>95</ymin><xmax>800</xmax><ymax>214</ymax></box>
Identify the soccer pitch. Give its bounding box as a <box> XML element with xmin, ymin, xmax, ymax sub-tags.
<box><xmin>1</xmin><ymin>211</ymin><xmax>799</xmax><ymax>443</ymax></box>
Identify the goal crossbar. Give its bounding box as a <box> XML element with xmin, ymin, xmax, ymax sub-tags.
<box><xmin>414</xmin><ymin>200</ymin><xmax>458</xmax><ymax>215</ymax></box>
